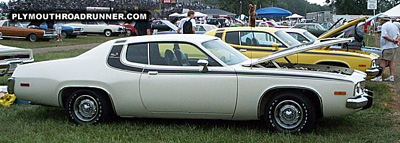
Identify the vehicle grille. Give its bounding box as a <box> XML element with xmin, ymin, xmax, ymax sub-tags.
<box><xmin>45</xmin><ymin>30</ymin><xmax>55</xmax><ymax>34</ymax></box>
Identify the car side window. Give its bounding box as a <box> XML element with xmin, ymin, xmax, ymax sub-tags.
<box><xmin>225</xmin><ymin>32</ymin><xmax>239</xmax><ymax>45</ymax></box>
<box><xmin>252</xmin><ymin>32</ymin><xmax>284</xmax><ymax>47</ymax></box>
<box><xmin>307</xmin><ymin>25</ymin><xmax>316</xmax><ymax>30</ymax></box>
<box><xmin>240</xmin><ymin>31</ymin><xmax>253</xmax><ymax>46</ymax></box>
<box><xmin>2</xmin><ymin>21</ymin><xmax>8</xmax><ymax>26</ymax></box>
<box><xmin>87</xmin><ymin>21</ymin><xmax>97</xmax><ymax>25</ymax></box>
<box><xmin>288</xmin><ymin>33</ymin><xmax>309</xmax><ymax>43</ymax></box>
<box><xmin>196</xmin><ymin>26</ymin><xmax>206</xmax><ymax>31</ymax></box>
<box><xmin>149</xmin><ymin>42</ymin><xmax>220</xmax><ymax>66</ymax></box>
<box><xmin>215</xmin><ymin>33</ymin><xmax>223</xmax><ymax>39</ymax></box>
<box><xmin>81</xmin><ymin>21</ymin><xmax>86</xmax><ymax>24</ymax></box>
<box><xmin>126</xmin><ymin>43</ymin><xmax>148</xmax><ymax>64</ymax></box>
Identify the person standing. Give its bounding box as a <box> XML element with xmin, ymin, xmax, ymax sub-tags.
<box><xmin>178</xmin><ymin>10</ymin><xmax>196</xmax><ymax>34</ymax></box>
<box><xmin>54</xmin><ymin>21</ymin><xmax>63</xmax><ymax>42</ymax></box>
<box><xmin>134</xmin><ymin>12</ymin><xmax>152</xmax><ymax>36</ymax></box>
<box><xmin>371</xmin><ymin>17</ymin><xmax>400</xmax><ymax>82</ymax></box>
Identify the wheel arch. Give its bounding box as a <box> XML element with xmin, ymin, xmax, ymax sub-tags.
<box><xmin>58</xmin><ymin>86</ymin><xmax>116</xmax><ymax>114</ymax></box>
<box><xmin>258</xmin><ymin>86</ymin><xmax>323</xmax><ymax>119</ymax></box>
<box><xmin>315</xmin><ymin>60</ymin><xmax>350</xmax><ymax>68</ymax></box>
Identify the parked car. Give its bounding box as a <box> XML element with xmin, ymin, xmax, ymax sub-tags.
<box><xmin>64</xmin><ymin>21</ymin><xmax>125</xmax><ymax>37</ymax></box>
<box><xmin>206</xmin><ymin>18</ymin><xmax>226</xmax><ymax>28</ymax></box>
<box><xmin>320</xmin><ymin>22</ymin><xmax>333</xmax><ymax>30</ymax></box>
<box><xmin>293</xmin><ymin>23</ymin><xmax>327</xmax><ymax>37</ymax></box>
<box><xmin>107</xmin><ymin>21</ymin><xmax>136</xmax><ymax>36</ymax></box>
<box><xmin>153</xmin><ymin>20</ymin><xmax>210</xmax><ymax>34</ymax></box>
<box><xmin>0</xmin><ymin>20</ymin><xmax>56</xmax><ymax>42</ymax></box>
<box><xmin>8</xmin><ymin>35</ymin><xmax>372</xmax><ymax>133</ymax></box>
<box><xmin>0</xmin><ymin>44</ymin><xmax>33</xmax><ymax>76</ymax></box>
<box><xmin>282</xmin><ymin>28</ymin><xmax>317</xmax><ymax>43</ymax></box>
<box><xmin>152</xmin><ymin>20</ymin><xmax>176</xmax><ymax>31</ymax></box>
<box><xmin>195</xmin><ymin>24</ymin><xmax>218</xmax><ymax>33</ymax></box>
<box><xmin>38</xmin><ymin>22</ymin><xmax>83</xmax><ymax>38</ymax></box>
<box><xmin>205</xmin><ymin>27</ymin><xmax>380</xmax><ymax>77</ymax></box>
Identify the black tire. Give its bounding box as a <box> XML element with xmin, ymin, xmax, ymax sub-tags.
<box><xmin>126</xmin><ymin>29</ymin><xmax>132</xmax><ymax>36</ymax></box>
<box><xmin>104</xmin><ymin>30</ymin><xmax>112</xmax><ymax>37</ymax></box>
<box><xmin>61</xmin><ymin>31</ymin><xmax>67</xmax><ymax>39</ymax></box>
<box><xmin>66</xmin><ymin>89</ymin><xmax>112</xmax><ymax>125</ymax></box>
<box><xmin>264</xmin><ymin>91</ymin><xmax>316</xmax><ymax>133</ymax></box>
<box><xmin>27</xmin><ymin>33</ymin><xmax>38</xmax><ymax>42</ymax></box>
<box><xmin>70</xmin><ymin>35</ymin><xmax>78</xmax><ymax>38</ymax></box>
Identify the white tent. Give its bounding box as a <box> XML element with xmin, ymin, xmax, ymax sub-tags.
<box><xmin>286</xmin><ymin>14</ymin><xmax>303</xmax><ymax>19</ymax></box>
<box><xmin>169</xmin><ymin>13</ymin><xmax>180</xmax><ymax>17</ymax></box>
<box><xmin>178</xmin><ymin>12</ymin><xmax>207</xmax><ymax>18</ymax></box>
<box><xmin>383</xmin><ymin>4</ymin><xmax>400</xmax><ymax>17</ymax></box>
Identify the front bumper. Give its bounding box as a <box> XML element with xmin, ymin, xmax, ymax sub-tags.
<box><xmin>365</xmin><ymin>68</ymin><xmax>380</xmax><ymax>76</ymax></box>
<box><xmin>346</xmin><ymin>89</ymin><xmax>373</xmax><ymax>110</ymax></box>
<box><xmin>43</xmin><ymin>33</ymin><xmax>57</xmax><ymax>39</ymax></box>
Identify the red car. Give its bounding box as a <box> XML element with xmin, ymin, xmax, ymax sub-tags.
<box><xmin>107</xmin><ymin>21</ymin><xmax>136</xmax><ymax>36</ymax></box>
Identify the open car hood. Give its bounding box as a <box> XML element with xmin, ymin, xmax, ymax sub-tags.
<box><xmin>247</xmin><ymin>38</ymin><xmax>354</xmax><ymax>66</ymax></box>
<box><xmin>318</xmin><ymin>17</ymin><xmax>368</xmax><ymax>39</ymax></box>
<box><xmin>161</xmin><ymin>20</ymin><xmax>178</xmax><ymax>31</ymax></box>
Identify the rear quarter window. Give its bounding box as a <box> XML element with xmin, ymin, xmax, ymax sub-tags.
<box><xmin>225</xmin><ymin>32</ymin><xmax>240</xmax><ymax>45</ymax></box>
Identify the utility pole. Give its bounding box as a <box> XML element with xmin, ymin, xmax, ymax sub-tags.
<box><xmin>239</xmin><ymin>1</ymin><xmax>242</xmax><ymax>16</ymax></box>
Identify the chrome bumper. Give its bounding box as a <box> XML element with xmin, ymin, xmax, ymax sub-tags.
<box><xmin>346</xmin><ymin>89</ymin><xmax>373</xmax><ymax>110</ymax></box>
<box><xmin>366</xmin><ymin>68</ymin><xmax>380</xmax><ymax>76</ymax></box>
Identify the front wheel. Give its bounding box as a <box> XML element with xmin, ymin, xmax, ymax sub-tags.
<box><xmin>28</xmin><ymin>34</ymin><xmax>38</xmax><ymax>42</ymax></box>
<box><xmin>264</xmin><ymin>91</ymin><xmax>316</xmax><ymax>133</ymax></box>
<box><xmin>126</xmin><ymin>29</ymin><xmax>132</xmax><ymax>36</ymax></box>
<box><xmin>66</xmin><ymin>90</ymin><xmax>112</xmax><ymax>125</ymax></box>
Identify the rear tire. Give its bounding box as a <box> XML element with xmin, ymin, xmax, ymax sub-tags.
<box><xmin>104</xmin><ymin>30</ymin><xmax>112</xmax><ymax>37</ymax></box>
<box><xmin>66</xmin><ymin>90</ymin><xmax>112</xmax><ymax>125</ymax></box>
<box><xmin>61</xmin><ymin>31</ymin><xmax>67</xmax><ymax>39</ymax></box>
<box><xmin>264</xmin><ymin>91</ymin><xmax>316</xmax><ymax>133</ymax></box>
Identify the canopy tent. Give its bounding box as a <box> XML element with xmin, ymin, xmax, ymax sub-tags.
<box><xmin>286</xmin><ymin>14</ymin><xmax>303</xmax><ymax>19</ymax></box>
<box><xmin>256</xmin><ymin>7</ymin><xmax>292</xmax><ymax>17</ymax></box>
<box><xmin>197</xmin><ymin>9</ymin><xmax>236</xmax><ymax>17</ymax></box>
<box><xmin>383</xmin><ymin>4</ymin><xmax>400</xmax><ymax>17</ymax></box>
<box><xmin>169</xmin><ymin>13</ymin><xmax>180</xmax><ymax>17</ymax></box>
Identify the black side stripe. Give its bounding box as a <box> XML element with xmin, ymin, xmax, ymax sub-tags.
<box><xmin>107</xmin><ymin>45</ymin><xmax>350</xmax><ymax>82</ymax></box>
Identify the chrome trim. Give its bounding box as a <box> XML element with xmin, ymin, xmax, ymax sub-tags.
<box><xmin>365</xmin><ymin>68</ymin><xmax>380</xmax><ymax>76</ymax></box>
<box><xmin>346</xmin><ymin>97</ymin><xmax>368</xmax><ymax>109</ymax></box>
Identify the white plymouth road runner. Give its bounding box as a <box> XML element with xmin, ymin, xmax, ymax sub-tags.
<box><xmin>8</xmin><ymin>35</ymin><xmax>372</xmax><ymax>133</ymax></box>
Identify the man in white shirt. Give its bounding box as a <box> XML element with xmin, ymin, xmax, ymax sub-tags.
<box><xmin>177</xmin><ymin>10</ymin><xmax>196</xmax><ymax>34</ymax></box>
<box><xmin>371</xmin><ymin>17</ymin><xmax>400</xmax><ymax>82</ymax></box>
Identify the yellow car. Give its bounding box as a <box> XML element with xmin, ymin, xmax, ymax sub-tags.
<box><xmin>205</xmin><ymin>27</ymin><xmax>380</xmax><ymax>77</ymax></box>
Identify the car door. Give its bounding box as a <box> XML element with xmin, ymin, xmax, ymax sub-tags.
<box><xmin>137</xmin><ymin>42</ymin><xmax>237</xmax><ymax>115</ymax></box>
<box><xmin>0</xmin><ymin>21</ymin><xmax>10</xmax><ymax>36</ymax></box>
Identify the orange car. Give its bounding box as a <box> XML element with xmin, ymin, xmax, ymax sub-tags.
<box><xmin>0</xmin><ymin>20</ymin><xmax>56</xmax><ymax>42</ymax></box>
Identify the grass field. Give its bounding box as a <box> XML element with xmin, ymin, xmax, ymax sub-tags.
<box><xmin>0</xmin><ymin>82</ymin><xmax>397</xmax><ymax>142</ymax></box>
<box><xmin>0</xmin><ymin>35</ymin><xmax>123</xmax><ymax>49</ymax></box>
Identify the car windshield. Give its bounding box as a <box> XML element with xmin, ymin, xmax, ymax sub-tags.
<box><xmin>303</xmin><ymin>31</ymin><xmax>318</xmax><ymax>42</ymax></box>
<box><xmin>274</xmin><ymin>30</ymin><xmax>302</xmax><ymax>47</ymax></box>
<box><xmin>316</xmin><ymin>24</ymin><xmax>326</xmax><ymax>30</ymax></box>
<box><xmin>202</xmin><ymin>39</ymin><xmax>248</xmax><ymax>66</ymax></box>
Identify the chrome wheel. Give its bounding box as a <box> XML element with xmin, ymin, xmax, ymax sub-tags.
<box><xmin>273</xmin><ymin>100</ymin><xmax>303</xmax><ymax>130</ymax></box>
<box><xmin>104</xmin><ymin>30</ymin><xmax>112</xmax><ymax>37</ymax></box>
<box><xmin>73</xmin><ymin>95</ymin><xmax>99</xmax><ymax>122</ymax></box>
<box><xmin>29</xmin><ymin>34</ymin><xmax>37</xmax><ymax>42</ymax></box>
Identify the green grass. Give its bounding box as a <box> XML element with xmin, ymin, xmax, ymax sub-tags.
<box><xmin>0</xmin><ymin>81</ymin><xmax>398</xmax><ymax>142</ymax></box>
<box><xmin>0</xmin><ymin>35</ymin><xmax>122</xmax><ymax>49</ymax></box>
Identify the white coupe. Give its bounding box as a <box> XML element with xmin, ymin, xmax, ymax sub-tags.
<box><xmin>8</xmin><ymin>35</ymin><xmax>372</xmax><ymax>133</ymax></box>
<box><xmin>64</xmin><ymin>21</ymin><xmax>125</xmax><ymax>37</ymax></box>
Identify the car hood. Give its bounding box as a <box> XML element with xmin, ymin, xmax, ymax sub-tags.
<box><xmin>318</xmin><ymin>15</ymin><xmax>381</xmax><ymax>39</ymax></box>
<box><xmin>246</xmin><ymin>38</ymin><xmax>354</xmax><ymax>66</ymax></box>
<box><xmin>161</xmin><ymin>20</ymin><xmax>178</xmax><ymax>31</ymax></box>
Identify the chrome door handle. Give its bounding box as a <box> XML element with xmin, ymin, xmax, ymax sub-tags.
<box><xmin>148</xmin><ymin>71</ymin><xmax>158</xmax><ymax>75</ymax></box>
<box><xmin>239</xmin><ymin>49</ymin><xmax>247</xmax><ymax>52</ymax></box>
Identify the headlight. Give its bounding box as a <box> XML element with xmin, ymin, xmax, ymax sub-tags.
<box><xmin>371</xmin><ymin>59</ymin><xmax>378</xmax><ymax>68</ymax></box>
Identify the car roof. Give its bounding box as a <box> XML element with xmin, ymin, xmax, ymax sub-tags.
<box><xmin>281</xmin><ymin>28</ymin><xmax>307</xmax><ymax>33</ymax></box>
<box><xmin>215</xmin><ymin>27</ymin><xmax>281</xmax><ymax>33</ymax></box>
<box><xmin>111</xmin><ymin>34</ymin><xmax>219</xmax><ymax>44</ymax></box>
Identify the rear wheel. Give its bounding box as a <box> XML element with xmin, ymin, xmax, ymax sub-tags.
<box><xmin>61</xmin><ymin>31</ymin><xmax>67</xmax><ymax>39</ymax></box>
<box><xmin>104</xmin><ymin>30</ymin><xmax>112</xmax><ymax>37</ymax></box>
<box><xmin>264</xmin><ymin>91</ymin><xmax>316</xmax><ymax>133</ymax></box>
<box><xmin>66</xmin><ymin>90</ymin><xmax>112</xmax><ymax>125</ymax></box>
<box><xmin>28</xmin><ymin>34</ymin><xmax>38</xmax><ymax>42</ymax></box>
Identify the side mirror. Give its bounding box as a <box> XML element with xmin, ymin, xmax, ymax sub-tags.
<box><xmin>272</xmin><ymin>43</ymin><xmax>279</xmax><ymax>50</ymax></box>
<box><xmin>197</xmin><ymin>59</ymin><xmax>209</xmax><ymax>73</ymax></box>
